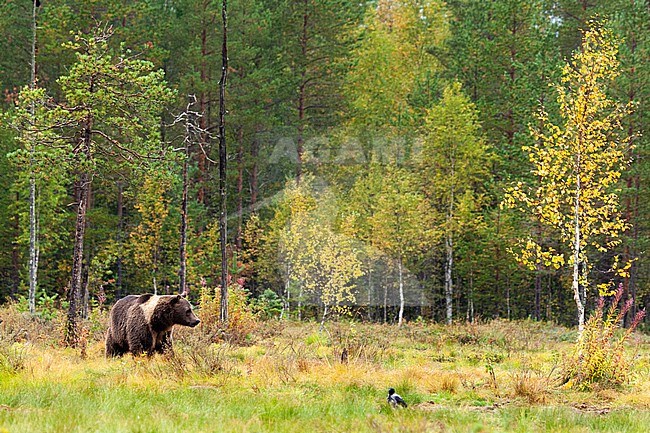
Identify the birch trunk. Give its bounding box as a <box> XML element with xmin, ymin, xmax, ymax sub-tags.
<box><xmin>445</xmin><ymin>186</ymin><xmax>454</xmax><ymax>325</ymax></box>
<box><xmin>28</xmin><ymin>0</ymin><xmax>39</xmax><ymax>315</ymax></box>
<box><xmin>572</xmin><ymin>173</ymin><xmax>585</xmax><ymax>331</ymax></box>
<box><xmin>445</xmin><ymin>231</ymin><xmax>453</xmax><ymax>325</ymax></box>
<box><xmin>383</xmin><ymin>277</ymin><xmax>388</xmax><ymax>324</ymax></box>
<box><xmin>398</xmin><ymin>255</ymin><xmax>404</xmax><ymax>326</ymax></box>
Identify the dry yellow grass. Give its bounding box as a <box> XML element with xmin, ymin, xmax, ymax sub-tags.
<box><xmin>2</xmin><ymin>308</ymin><xmax>650</xmax><ymax>432</ymax></box>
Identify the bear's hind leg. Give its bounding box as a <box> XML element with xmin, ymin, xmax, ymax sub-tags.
<box><xmin>105</xmin><ymin>329</ymin><xmax>122</xmax><ymax>357</ymax></box>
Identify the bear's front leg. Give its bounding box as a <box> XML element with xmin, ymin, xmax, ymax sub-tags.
<box><xmin>154</xmin><ymin>330</ymin><xmax>174</xmax><ymax>355</ymax></box>
<box><xmin>125</xmin><ymin>315</ymin><xmax>154</xmax><ymax>356</ymax></box>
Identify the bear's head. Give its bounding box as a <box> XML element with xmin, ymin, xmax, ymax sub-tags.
<box><xmin>168</xmin><ymin>295</ymin><xmax>201</xmax><ymax>328</ymax></box>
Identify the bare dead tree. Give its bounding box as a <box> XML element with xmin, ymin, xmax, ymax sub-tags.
<box><xmin>218</xmin><ymin>0</ymin><xmax>229</xmax><ymax>323</ymax></box>
<box><xmin>169</xmin><ymin>95</ymin><xmax>211</xmax><ymax>297</ymax></box>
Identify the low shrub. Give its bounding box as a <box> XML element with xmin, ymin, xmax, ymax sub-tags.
<box><xmin>0</xmin><ymin>302</ymin><xmax>62</xmax><ymax>345</ymax></box>
<box><xmin>0</xmin><ymin>344</ymin><xmax>28</xmax><ymax>374</ymax></box>
<box><xmin>562</xmin><ymin>284</ymin><xmax>646</xmax><ymax>390</ymax></box>
<box><xmin>197</xmin><ymin>282</ymin><xmax>259</xmax><ymax>346</ymax></box>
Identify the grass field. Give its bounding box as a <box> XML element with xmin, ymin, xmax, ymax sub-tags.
<box><xmin>1</xmin><ymin>308</ymin><xmax>650</xmax><ymax>432</ymax></box>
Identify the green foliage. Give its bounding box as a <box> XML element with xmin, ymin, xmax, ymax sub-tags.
<box><xmin>16</xmin><ymin>290</ymin><xmax>63</xmax><ymax>321</ymax></box>
<box><xmin>345</xmin><ymin>0</ymin><xmax>447</xmax><ymax>133</ymax></box>
<box><xmin>0</xmin><ymin>1</ymin><xmax>32</xmax><ymax>95</ymax></box>
<box><xmin>562</xmin><ymin>284</ymin><xmax>646</xmax><ymax>390</ymax></box>
<box><xmin>2</xmin><ymin>0</ymin><xmax>650</xmax><ymax>329</ymax></box>
<box><xmin>506</xmin><ymin>25</ymin><xmax>630</xmax><ymax>270</ymax></box>
<box><xmin>421</xmin><ymin>82</ymin><xmax>491</xmax><ymax>208</ymax></box>
<box><xmin>5</xmin><ymin>87</ymin><xmax>70</xmax><ymax>296</ymax></box>
<box><xmin>341</xmin><ymin>0</ymin><xmax>448</xmax><ymax>168</ymax></box>
<box><xmin>252</xmin><ymin>289</ymin><xmax>283</xmax><ymax>320</ymax></box>
<box><xmin>444</xmin><ymin>0</ymin><xmax>561</xmax><ymax>179</ymax></box>
<box><xmin>420</xmin><ymin>82</ymin><xmax>491</xmax><ymax>322</ymax></box>
<box><xmin>11</xmin><ymin>26</ymin><xmax>175</xmax><ymax>176</ymax></box>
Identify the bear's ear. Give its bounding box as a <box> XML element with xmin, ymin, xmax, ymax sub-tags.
<box><xmin>172</xmin><ymin>294</ymin><xmax>182</xmax><ymax>303</ymax></box>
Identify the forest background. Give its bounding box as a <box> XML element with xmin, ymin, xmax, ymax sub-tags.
<box><xmin>1</xmin><ymin>0</ymin><xmax>649</xmax><ymax>329</ymax></box>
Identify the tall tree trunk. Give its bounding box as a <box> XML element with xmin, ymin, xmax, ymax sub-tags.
<box><xmin>445</xmin><ymin>186</ymin><xmax>454</xmax><ymax>325</ymax></box>
<box><xmin>197</xmin><ymin>1</ymin><xmax>210</xmax><ymax>206</ymax></box>
<box><xmin>383</xmin><ymin>274</ymin><xmax>388</xmax><ymax>324</ymax></box>
<box><xmin>572</xmin><ymin>175</ymin><xmax>585</xmax><ymax>331</ymax></box>
<box><xmin>494</xmin><ymin>208</ymin><xmax>502</xmax><ymax>315</ymax></box>
<box><xmin>11</xmin><ymin>192</ymin><xmax>20</xmax><ymax>299</ymax></box>
<box><xmin>367</xmin><ymin>266</ymin><xmax>372</xmax><ymax>321</ymax></box>
<box><xmin>398</xmin><ymin>254</ymin><xmax>404</xmax><ymax>326</ymax></box>
<box><xmin>298</xmin><ymin>285</ymin><xmax>303</xmax><ymax>321</ymax></box>
<box><xmin>468</xmin><ymin>274</ymin><xmax>474</xmax><ymax>323</ymax></box>
<box><xmin>66</xmin><ymin>171</ymin><xmax>91</xmax><ymax>346</ymax></box>
<box><xmin>116</xmin><ymin>181</ymin><xmax>124</xmax><ymax>298</ymax></box>
<box><xmin>282</xmin><ymin>265</ymin><xmax>290</xmax><ymax>319</ymax></box>
<box><xmin>622</xmin><ymin>27</ymin><xmax>639</xmax><ymax>326</ymax></box>
<box><xmin>250</xmin><ymin>134</ymin><xmax>259</xmax><ymax>209</ymax></box>
<box><xmin>235</xmin><ymin>127</ymin><xmax>244</xmax><ymax>250</ymax></box>
<box><xmin>179</xmin><ymin>155</ymin><xmax>188</xmax><ymax>296</ymax></box>
<box><xmin>534</xmin><ymin>265</ymin><xmax>542</xmax><ymax>321</ymax></box>
<box><xmin>179</xmin><ymin>105</ymin><xmax>191</xmax><ymax>297</ymax></box>
<box><xmin>506</xmin><ymin>277</ymin><xmax>511</xmax><ymax>320</ymax></box>
<box><xmin>28</xmin><ymin>0</ymin><xmax>39</xmax><ymax>315</ymax></box>
<box><xmin>81</xmin><ymin>181</ymin><xmax>93</xmax><ymax>318</ymax></box>
<box><xmin>218</xmin><ymin>0</ymin><xmax>229</xmax><ymax>323</ymax></box>
<box><xmin>534</xmin><ymin>218</ymin><xmax>543</xmax><ymax>321</ymax></box>
<box><xmin>445</xmin><ymin>231</ymin><xmax>453</xmax><ymax>325</ymax></box>
<box><xmin>66</xmin><ymin>72</ymin><xmax>94</xmax><ymax>346</ymax></box>
<box><xmin>629</xmin><ymin>173</ymin><xmax>640</xmax><ymax>322</ymax></box>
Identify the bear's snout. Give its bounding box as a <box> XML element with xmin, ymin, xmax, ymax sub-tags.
<box><xmin>190</xmin><ymin>318</ymin><xmax>200</xmax><ymax>327</ymax></box>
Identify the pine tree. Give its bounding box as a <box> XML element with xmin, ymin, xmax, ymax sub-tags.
<box><xmin>12</xmin><ymin>25</ymin><xmax>174</xmax><ymax>345</ymax></box>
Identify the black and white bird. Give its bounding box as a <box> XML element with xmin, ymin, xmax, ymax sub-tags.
<box><xmin>387</xmin><ymin>388</ymin><xmax>408</xmax><ymax>408</ymax></box>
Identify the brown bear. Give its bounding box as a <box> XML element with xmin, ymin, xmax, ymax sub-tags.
<box><xmin>105</xmin><ymin>293</ymin><xmax>200</xmax><ymax>357</ymax></box>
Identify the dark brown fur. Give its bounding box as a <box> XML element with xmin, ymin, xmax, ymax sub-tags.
<box><xmin>105</xmin><ymin>294</ymin><xmax>200</xmax><ymax>357</ymax></box>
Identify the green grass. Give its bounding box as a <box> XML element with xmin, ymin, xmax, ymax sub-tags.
<box><xmin>1</xmin><ymin>315</ymin><xmax>649</xmax><ymax>432</ymax></box>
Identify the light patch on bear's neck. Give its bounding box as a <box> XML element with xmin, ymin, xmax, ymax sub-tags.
<box><xmin>140</xmin><ymin>295</ymin><xmax>161</xmax><ymax>324</ymax></box>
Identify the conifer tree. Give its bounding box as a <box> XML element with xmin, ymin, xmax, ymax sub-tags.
<box><xmin>12</xmin><ymin>26</ymin><xmax>173</xmax><ymax>345</ymax></box>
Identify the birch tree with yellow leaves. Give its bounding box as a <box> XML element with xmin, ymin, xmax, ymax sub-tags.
<box><xmin>276</xmin><ymin>178</ymin><xmax>364</xmax><ymax>323</ymax></box>
<box><xmin>421</xmin><ymin>83</ymin><xmax>491</xmax><ymax>325</ymax></box>
<box><xmin>504</xmin><ymin>24</ymin><xmax>633</xmax><ymax>331</ymax></box>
